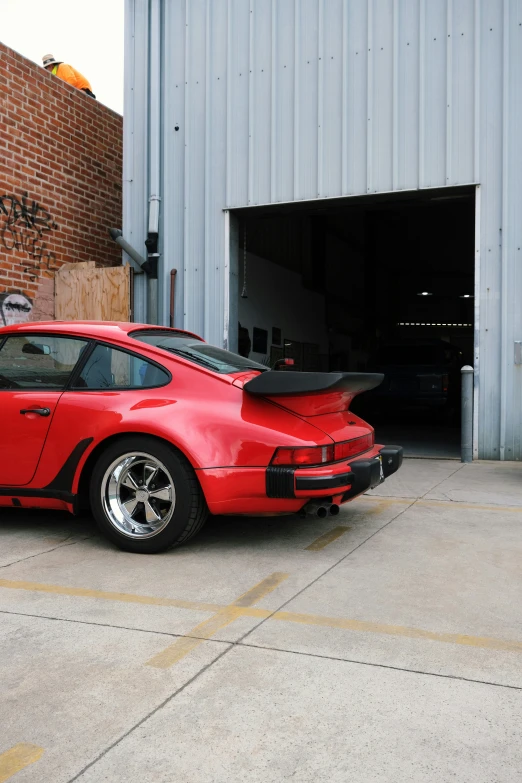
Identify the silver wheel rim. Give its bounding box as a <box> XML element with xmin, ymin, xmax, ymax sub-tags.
<box><xmin>101</xmin><ymin>451</ymin><xmax>176</xmax><ymax>539</ymax></box>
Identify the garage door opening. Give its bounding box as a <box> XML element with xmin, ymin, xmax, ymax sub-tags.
<box><xmin>231</xmin><ymin>187</ymin><xmax>475</xmax><ymax>459</ymax></box>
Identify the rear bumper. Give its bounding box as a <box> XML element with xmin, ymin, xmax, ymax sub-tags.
<box><xmin>198</xmin><ymin>445</ymin><xmax>403</xmax><ymax>515</ymax></box>
<box><xmin>340</xmin><ymin>445</ymin><xmax>403</xmax><ymax>502</ymax></box>
<box><xmin>266</xmin><ymin>445</ymin><xmax>403</xmax><ymax>500</ymax></box>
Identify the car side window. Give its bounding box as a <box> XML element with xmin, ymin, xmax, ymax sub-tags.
<box><xmin>72</xmin><ymin>344</ymin><xmax>170</xmax><ymax>390</ymax></box>
<box><xmin>0</xmin><ymin>335</ymin><xmax>89</xmax><ymax>390</ymax></box>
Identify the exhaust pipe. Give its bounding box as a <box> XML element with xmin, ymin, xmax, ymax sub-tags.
<box><xmin>303</xmin><ymin>502</ymin><xmax>329</xmax><ymax>518</ymax></box>
<box><xmin>329</xmin><ymin>504</ymin><xmax>340</xmax><ymax>516</ymax></box>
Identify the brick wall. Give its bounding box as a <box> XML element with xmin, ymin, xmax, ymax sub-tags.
<box><xmin>0</xmin><ymin>41</ymin><xmax>122</xmax><ymax>325</ymax></box>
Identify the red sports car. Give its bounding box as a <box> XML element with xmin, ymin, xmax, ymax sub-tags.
<box><xmin>0</xmin><ymin>321</ymin><xmax>402</xmax><ymax>553</ymax></box>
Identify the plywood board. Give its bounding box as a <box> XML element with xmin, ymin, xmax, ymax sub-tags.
<box><xmin>55</xmin><ymin>262</ymin><xmax>130</xmax><ymax>321</ymax></box>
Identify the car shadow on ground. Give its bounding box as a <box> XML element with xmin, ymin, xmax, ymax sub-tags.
<box><xmin>1</xmin><ymin>507</ymin><xmax>358</xmax><ymax>556</ymax></box>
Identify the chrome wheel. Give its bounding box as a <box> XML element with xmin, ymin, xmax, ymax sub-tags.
<box><xmin>101</xmin><ymin>452</ymin><xmax>176</xmax><ymax>539</ymax></box>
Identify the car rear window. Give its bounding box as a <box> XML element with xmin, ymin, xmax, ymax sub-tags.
<box><xmin>131</xmin><ymin>331</ymin><xmax>267</xmax><ymax>375</ymax></box>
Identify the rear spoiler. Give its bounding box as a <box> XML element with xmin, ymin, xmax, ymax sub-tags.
<box><xmin>243</xmin><ymin>371</ymin><xmax>384</xmax><ymax>397</ymax></box>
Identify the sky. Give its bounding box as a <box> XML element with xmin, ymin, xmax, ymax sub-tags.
<box><xmin>1</xmin><ymin>0</ymin><xmax>124</xmax><ymax>114</ymax></box>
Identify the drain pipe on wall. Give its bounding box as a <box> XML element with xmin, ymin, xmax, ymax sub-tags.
<box><xmin>108</xmin><ymin>229</ymin><xmax>146</xmax><ymax>273</ymax></box>
<box><xmin>145</xmin><ymin>0</ymin><xmax>162</xmax><ymax>325</ymax></box>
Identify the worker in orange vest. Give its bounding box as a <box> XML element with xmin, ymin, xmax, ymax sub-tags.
<box><xmin>42</xmin><ymin>54</ymin><xmax>96</xmax><ymax>99</ymax></box>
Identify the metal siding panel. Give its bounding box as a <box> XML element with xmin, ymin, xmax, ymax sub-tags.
<box><xmin>124</xmin><ymin>0</ymin><xmax>522</xmax><ymax>461</ymax></box>
<box><xmin>295</xmin><ymin>0</ymin><xmax>319</xmax><ymax>200</ymax></box>
<box><xmin>397</xmin><ymin>0</ymin><xmax>420</xmax><ymax>190</ymax></box>
<box><xmin>370</xmin><ymin>0</ymin><xmax>394</xmax><ymax>193</ymax></box>
<box><xmin>161</xmin><ymin>0</ymin><xmax>186</xmax><ymax>328</ymax></box>
<box><xmin>204</xmin><ymin>0</ymin><xmax>228</xmax><ymax>345</ymax></box>
<box><xmin>500</xmin><ymin>0</ymin><xmax>522</xmax><ymax>459</ymax></box>
<box><xmin>508</xmin><ymin>0</ymin><xmax>522</xmax><ymax>459</ymax></box>
<box><xmin>321</xmin><ymin>0</ymin><xmax>344</xmax><ymax>197</ymax></box>
<box><xmin>422</xmin><ymin>0</ymin><xmax>447</xmax><ymax>187</ymax></box>
<box><xmin>226</xmin><ymin>0</ymin><xmax>250</xmax><ymax>207</ymax></box>
<box><xmin>271</xmin><ymin>0</ymin><xmax>295</xmax><ymax>203</ymax></box>
<box><xmin>477</xmin><ymin>0</ymin><xmax>504</xmax><ymax>459</ymax></box>
<box><xmin>183</xmin><ymin>0</ymin><xmax>207</xmax><ymax>336</ymax></box>
<box><xmin>250</xmin><ymin>0</ymin><xmax>272</xmax><ymax>205</ymax></box>
<box><xmin>342</xmin><ymin>0</ymin><xmax>368</xmax><ymax>194</ymax></box>
<box><xmin>445</xmin><ymin>0</ymin><xmax>453</xmax><ymax>186</ymax></box>
<box><xmin>450</xmin><ymin>0</ymin><xmax>475</xmax><ymax>184</ymax></box>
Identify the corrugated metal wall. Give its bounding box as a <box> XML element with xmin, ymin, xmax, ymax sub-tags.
<box><xmin>124</xmin><ymin>0</ymin><xmax>522</xmax><ymax>460</ymax></box>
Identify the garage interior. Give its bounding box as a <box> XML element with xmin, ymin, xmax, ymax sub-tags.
<box><xmin>234</xmin><ymin>187</ymin><xmax>475</xmax><ymax>459</ymax></box>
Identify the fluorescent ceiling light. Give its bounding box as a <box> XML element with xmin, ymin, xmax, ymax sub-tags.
<box><xmin>418</xmin><ymin>292</ymin><xmax>432</xmax><ymax>296</ymax></box>
<box><xmin>398</xmin><ymin>322</ymin><xmax>472</xmax><ymax>327</ymax></box>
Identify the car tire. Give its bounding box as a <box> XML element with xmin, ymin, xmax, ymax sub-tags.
<box><xmin>89</xmin><ymin>436</ymin><xmax>208</xmax><ymax>554</ymax></box>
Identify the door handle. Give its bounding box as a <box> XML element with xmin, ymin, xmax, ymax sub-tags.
<box><xmin>20</xmin><ymin>407</ymin><xmax>51</xmax><ymax>417</ymax></box>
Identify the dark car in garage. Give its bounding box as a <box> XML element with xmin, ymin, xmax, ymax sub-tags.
<box><xmin>363</xmin><ymin>339</ymin><xmax>463</xmax><ymax>418</ymax></box>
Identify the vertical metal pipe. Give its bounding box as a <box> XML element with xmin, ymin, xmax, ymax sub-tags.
<box><xmin>461</xmin><ymin>366</ymin><xmax>474</xmax><ymax>463</ymax></box>
<box><xmin>169</xmin><ymin>269</ymin><xmax>177</xmax><ymax>327</ymax></box>
<box><xmin>147</xmin><ymin>279</ymin><xmax>158</xmax><ymax>325</ymax></box>
<box><xmin>147</xmin><ymin>0</ymin><xmax>162</xmax><ymax>325</ymax></box>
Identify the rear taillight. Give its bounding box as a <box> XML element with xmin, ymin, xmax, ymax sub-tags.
<box><xmin>271</xmin><ymin>445</ymin><xmax>335</xmax><ymax>466</ymax></box>
<box><xmin>271</xmin><ymin>434</ymin><xmax>374</xmax><ymax>467</ymax></box>
<box><xmin>442</xmin><ymin>374</ymin><xmax>449</xmax><ymax>392</ymax></box>
<box><xmin>333</xmin><ymin>433</ymin><xmax>374</xmax><ymax>460</ymax></box>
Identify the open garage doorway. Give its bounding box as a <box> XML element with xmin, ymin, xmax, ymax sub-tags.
<box><xmin>231</xmin><ymin>186</ymin><xmax>475</xmax><ymax>459</ymax></box>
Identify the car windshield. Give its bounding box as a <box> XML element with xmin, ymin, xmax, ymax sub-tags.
<box><xmin>131</xmin><ymin>331</ymin><xmax>267</xmax><ymax>375</ymax></box>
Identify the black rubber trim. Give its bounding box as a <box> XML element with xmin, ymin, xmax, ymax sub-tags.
<box><xmin>295</xmin><ymin>472</ymin><xmax>353</xmax><ymax>491</ymax></box>
<box><xmin>43</xmin><ymin>437</ymin><xmax>93</xmax><ymax>492</ymax></box>
<box><xmin>244</xmin><ymin>371</ymin><xmax>384</xmax><ymax>397</ymax></box>
<box><xmin>341</xmin><ymin>458</ymin><xmax>383</xmax><ymax>501</ymax></box>
<box><xmin>266</xmin><ymin>466</ymin><xmax>296</xmax><ymax>498</ymax></box>
<box><xmin>379</xmin><ymin>445</ymin><xmax>404</xmax><ymax>478</ymax></box>
<box><xmin>0</xmin><ymin>437</ymin><xmax>94</xmax><ymax>507</ymax></box>
<box><xmin>66</xmin><ymin>341</ymin><xmax>96</xmax><ymax>388</ymax></box>
<box><xmin>0</xmin><ymin>487</ymin><xmax>75</xmax><ymax>503</ymax></box>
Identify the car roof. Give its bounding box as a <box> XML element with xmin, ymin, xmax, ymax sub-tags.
<box><xmin>0</xmin><ymin>321</ymin><xmax>203</xmax><ymax>341</ymax></box>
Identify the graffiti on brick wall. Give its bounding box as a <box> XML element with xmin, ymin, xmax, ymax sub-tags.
<box><xmin>0</xmin><ymin>192</ymin><xmax>59</xmax><ymax>281</ymax></box>
<box><xmin>0</xmin><ymin>292</ymin><xmax>33</xmax><ymax>326</ymax></box>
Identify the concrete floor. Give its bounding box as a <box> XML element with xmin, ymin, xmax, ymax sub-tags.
<box><xmin>375</xmin><ymin>425</ymin><xmax>461</xmax><ymax>459</ymax></box>
<box><xmin>1</xmin><ymin>459</ymin><xmax>522</xmax><ymax>782</ymax></box>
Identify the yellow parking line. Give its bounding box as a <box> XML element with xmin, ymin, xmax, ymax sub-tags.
<box><xmin>272</xmin><ymin>611</ymin><xmax>522</xmax><ymax>653</ymax></box>
<box><xmin>3</xmin><ymin>576</ymin><xmax>522</xmax><ymax>656</ymax></box>
<box><xmin>305</xmin><ymin>526</ymin><xmax>351</xmax><ymax>551</ymax></box>
<box><xmin>146</xmin><ymin>572</ymin><xmax>289</xmax><ymax>669</ymax></box>
<box><xmin>0</xmin><ymin>744</ymin><xmax>44</xmax><ymax>782</ymax></box>
<box><xmin>359</xmin><ymin>496</ymin><xmax>408</xmax><ymax>506</ymax></box>
<box><xmin>0</xmin><ymin>578</ymin><xmax>223</xmax><ymax>614</ymax></box>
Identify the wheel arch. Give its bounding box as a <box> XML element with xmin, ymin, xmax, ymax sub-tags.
<box><xmin>75</xmin><ymin>432</ymin><xmax>199</xmax><ymax>512</ymax></box>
